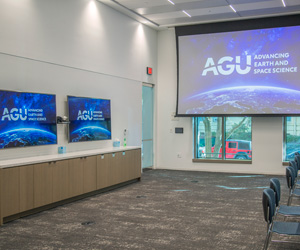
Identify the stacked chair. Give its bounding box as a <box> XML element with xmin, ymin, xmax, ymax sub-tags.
<box><xmin>262</xmin><ymin>156</ymin><xmax>300</xmax><ymax>250</ymax></box>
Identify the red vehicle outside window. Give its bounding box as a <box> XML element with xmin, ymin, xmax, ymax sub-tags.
<box><xmin>212</xmin><ymin>140</ymin><xmax>252</xmax><ymax>159</ymax></box>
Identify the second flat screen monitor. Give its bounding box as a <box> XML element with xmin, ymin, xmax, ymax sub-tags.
<box><xmin>68</xmin><ymin>96</ymin><xmax>111</xmax><ymax>143</ymax></box>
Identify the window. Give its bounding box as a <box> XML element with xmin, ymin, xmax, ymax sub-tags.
<box><xmin>194</xmin><ymin>117</ymin><xmax>252</xmax><ymax>161</ymax></box>
<box><xmin>284</xmin><ymin>117</ymin><xmax>300</xmax><ymax>161</ymax></box>
<box><xmin>228</xmin><ymin>142</ymin><xmax>237</xmax><ymax>149</ymax></box>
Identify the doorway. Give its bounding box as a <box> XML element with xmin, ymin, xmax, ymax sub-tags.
<box><xmin>142</xmin><ymin>83</ymin><xmax>154</xmax><ymax>169</ymax></box>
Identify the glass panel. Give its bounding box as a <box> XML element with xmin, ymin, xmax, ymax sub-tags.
<box><xmin>228</xmin><ymin>142</ymin><xmax>237</xmax><ymax>149</ymax></box>
<box><xmin>224</xmin><ymin>117</ymin><xmax>252</xmax><ymax>160</ymax></box>
<box><xmin>142</xmin><ymin>86</ymin><xmax>153</xmax><ymax>140</ymax></box>
<box><xmin>142</xmin><ymin>140</ymin><xmax>153</xmax><ymax>168</ymax></box>
<box><xmin>195</xmin><ymin>117</ymin><xmax>222</xmax><ymax>159</ymax></box>
<box><xmin>142</xmin><ymin>85</ymin><xmax>154</xmax><ymax>168</ymax></box>
<box><xmin>285</xmin><ymin>117</ymin><xmax>300</xmax><ymax>161</ymax></box>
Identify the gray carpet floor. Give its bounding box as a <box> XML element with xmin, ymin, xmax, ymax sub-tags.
<box><xmin>0</xmin><ymin>169</ymin><xmax>299</xmax><ymax>250</ymax></box>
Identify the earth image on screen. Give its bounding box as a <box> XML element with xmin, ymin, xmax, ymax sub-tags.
<box><xmin>0</xmin><ymin>128</ymin><xmax>57</xmax><ymax>148</ymax></box>
<box><xmin>70</xmin><ymin>126</ymin><xmax>111</xmax><ymax>142</ymax></box>
<box><xmin>184</xmin><ymin>86</ymin><xmax>300</xmax><ymax>114</ymax></box>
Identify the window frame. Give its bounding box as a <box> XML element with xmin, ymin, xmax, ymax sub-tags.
<box><xmin>193</xmin><ymin>117</ymin><xmax>252</xmax><ymax>164</ymax></box>
<box><xmin>283</xmin><ymin>116</ymin><xmax>300</xmax><ymax>163</ymax></box>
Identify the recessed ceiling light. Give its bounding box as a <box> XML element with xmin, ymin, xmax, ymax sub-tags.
<box><xmin>282</xmin><ymin>0</ymin><xmax>286</xmax><ymax>7</ymax></box>
<box><xmin>167</xmin><ymin>0</ymin><xmax>175</xmax><ymax>5</ymax></box>
<box><xmin>229</xmin><ymin>5</ymin><xmax>237</xmax><ymax>13</ymax></box>
<box><xmin>182</xmin><ymin>10</ymin><xmax>191</xmax><ymax>17</ymax></box>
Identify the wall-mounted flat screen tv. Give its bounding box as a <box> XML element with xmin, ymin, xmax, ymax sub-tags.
<box><xmin>176</xmin><ymin>14</ymin><xmax>300</xmax><ymax>116</ymax></box>
<box><xmin>68</xmin><ymin>96</ymin><xmax>111</xmax><ymax>142</ymax></box>
<box><xmin>0</xmin><ymin>90</ymin><xmax>57</xmax><ymax>149</ymax></box>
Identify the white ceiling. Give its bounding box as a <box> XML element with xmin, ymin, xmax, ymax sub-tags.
<box><xmin>98</xmin><ymin>0</ymin><xmax>300</xmax><ymax>29</ymax></box>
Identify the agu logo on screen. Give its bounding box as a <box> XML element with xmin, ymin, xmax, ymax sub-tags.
<box><xmin>1</xmin><ymin>108</ymin><xmax>27</xmax><ymax>121</ymax></box>
<box><xmin>77</xmin><ymin>110</ymin><xmax>93</xmax><ymax>120</ymax></box>
<box><xmin>202</xmin><ymin>55</ymin><xmax>251</xmax><ymax>76</ymax></box>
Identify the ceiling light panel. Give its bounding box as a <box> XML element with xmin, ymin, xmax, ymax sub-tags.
<box><xmin>182</xmin><ymin>10</ymin><xmax>192</xmax><ymax>17</ymax></box>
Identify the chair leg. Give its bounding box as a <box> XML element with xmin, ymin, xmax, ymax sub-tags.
<box><xmin>288</xmin><ymin>195</ymin><xmax>293</xmax><ymax>206</ymax></box>
<box><xmin>263</xmin><ymin>231</ymin><xmax>272</xmax><ymax>250</ymax></box>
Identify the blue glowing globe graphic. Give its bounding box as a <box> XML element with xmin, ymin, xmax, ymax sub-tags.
<box><xmin>71</xmin><ymin>126</ymin><xmax>111</xmax><ymax>142</ymax></box>
<box><xmin>0</xmin><ymin>128</ymin><xmax>57</xmax><ymax>149</ymax></box>
<box><xmin>185</xmin><ymin>86</ymin><xmax>300</xmax><ymax>114</ymax></box>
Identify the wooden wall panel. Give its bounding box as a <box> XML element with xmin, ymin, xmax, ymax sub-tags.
<box><xmin>134</xmin><ymin>149</ymin><xmax>142</xmax><ymax>178</ymax></box>
<box><xmin>52</xmin><ymin>160</ymin><xmax>69</xmax><ymax>202</ymax></box>
<box><xmin>20</xmin><ymin>165</ymin><xmax>34</xmax><ymax>212</ymax></box>
<box><xmin>97</xmin><ymin>154</ymin><xmax>110</xmax><ymax>189</ymax></box>
<box><xmin>1</xmin><ymin>167</ymin><xmax>20</xmax><ymax>217</ymax></box>
<box><xmin>34</xmin><ymin>162</ymin><xmax>53</xmax><ymax>207</ymax></box>
<box><xmin>83</xmin><ymin>156</ymin><xmax>97</xmax><ymax>193</ymax></box>
<box><xmin>69</xmin><ymin>158</ymin><xmax>84</xmax><ymax>197</ymax></box>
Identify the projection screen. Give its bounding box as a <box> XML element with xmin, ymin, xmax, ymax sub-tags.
<box><xmin>176</xmin><ymin>15</ymin><xmax>300</xmax><ymax>116</ymax></box>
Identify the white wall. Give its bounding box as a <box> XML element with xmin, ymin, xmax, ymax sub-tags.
<box><xmin>156</xmin><ymin>28</ymin><xmax>286</xmax><ymax>175</ymax></box>
<box><xmin>0</xmin><ymin>0</ymin><xmax>157</xmax><ymax>160</ymax></box>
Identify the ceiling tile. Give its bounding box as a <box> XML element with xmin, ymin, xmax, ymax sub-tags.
<box><xmin>234</xmin><ymin>1</ymin><xmax>283</xmax><ymax>12</ymax></box>
<box><xmin>135</xmin><ymin>0</ymin><xmax>228</xmax><ymax>15</ymax></box>
<box><xmin>98</xmin><ymin>0</ymin><xmax>300</xmax><ymax>29</ymax></box>
<box><xmin>156</xmin><ymin>11</ymin><xmax>238</xmax><ymax>26</ymax></box>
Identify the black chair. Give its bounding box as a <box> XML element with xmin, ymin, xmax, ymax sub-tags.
<box><xmin>270</xmin><ymin>178</ymin><xmax>300</xmax><ymax>218</ymax></box>
<box><xmin>262</xmin><ymin>188</ymin><xmax>300</xmax><ymax>250</ymax></box>
<box><xmin>286</xmin><ymin>166</ymin><xmax>300</xmax><ymax>205</ymax></box>
<box><xmin>294</xmin><ymin>155</ymin><xmax>300</xmax><ymax>173</ymax></box>
<box><xmin>289</xmin><ymin>161</ymin><xmax>300</xmax><ymax>187</ymax></box>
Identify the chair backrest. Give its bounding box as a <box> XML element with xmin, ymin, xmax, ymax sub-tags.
<box><xmin>286</xmin><ymin>166</ymin><xmax>295</xmax><ymax>189</ymax></box>
<box><xmin>262</xmin><ymin>188</ymin><xmax>276</xmax><ymax>223</ymax></box>
<box><xmin>295</xmin><ymin>155</ymin><xmax>300</xmax><ymax>171</ymax></box>
<box><xmin>290</xmin><ymin>160</ymin><xmax>297</xmax><ymax>168</ymax></box>
<box><xmin>289</xmin><ymin>161</ymin><xmax>298</xmax><ymax>179</ymax></box>
<box><xmin>270</xmin><ymin>178</ymin><xmax>281</xmax><ymax>207</ymax></box>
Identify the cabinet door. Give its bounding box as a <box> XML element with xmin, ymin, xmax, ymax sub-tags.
<box><xmin>97</xmin><ymin>154</ymin><xmax>110</xmax><ymax>189</ymax></box>
<box><xmin>34</xmin><ymin>162</ymin><xmax>53</xmax><ymax>207</ymax></box>
<box><xmin>20</xmin><ymin>165</ymin><xmax>34</xmax><ymax>212</ymax></box>
<box><xmin>111</xmin><ymin>152</ymin><xmax>122</xmax><ymax>185</ymax></box>
<box><xmin>83</xmin><ymin>156</ymin><xmax>97</xmax><ymax>193</ymax></box>
<box><xmin>120</xmin><ymin>151</ymin><xmax>132</xmax><ymax>182</ymax></box>
<box><xmin>69</xmin><ymin>158</ymin><xmax>84</xmax><ymax>197</ymax></box>
<box><xmin>52</xmin><ymin>160</ymin><xmax>69</xmax><ymax>202</ymax></box>
<box><xmin>1</xmin><ymin>167</ymin><xmax>20</xmax><ymax>217</ymax></box>
<box><xmin>134</xmin><ymin>149</ymin><xmax>142</xmax><ymax>179</ymax></box>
